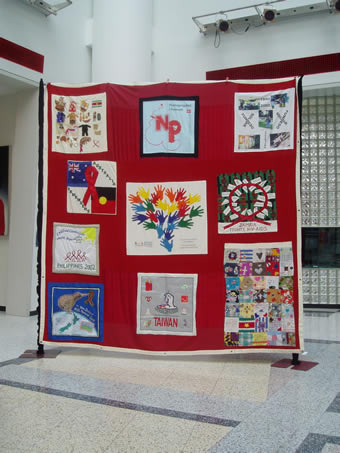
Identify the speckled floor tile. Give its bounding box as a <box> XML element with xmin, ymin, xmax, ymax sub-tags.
<box><xmin>322</xmin><ymin>444</ymin><xmax>340</xmax><ymax>453</ymax></box>
<box><xmin>111</xmin><ymin>411</ymin><xmax>230</xmax><ymax>453</ymax></box>
<box><xmin>312</xmin><ymin>412</ymin><xmax>340</xmax><ymax>437</ymax></box>
<box><xmin>182</xmin><ymin>422</ymin><xmax>233</xmax><ymax>453</ymax></box>
<box><xmin>0</xmin><ymin>385</ymin><xmax>137</xmax><ymax>453</ymax></box>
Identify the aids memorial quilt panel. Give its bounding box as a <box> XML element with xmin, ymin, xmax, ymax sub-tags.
<box><xmin>40</xmin><ymin>78</ymin><xmax>302</xmax><ymax>354</ymax></box>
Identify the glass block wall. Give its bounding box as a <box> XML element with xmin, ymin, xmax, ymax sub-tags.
<box><xmin>301</xmin><ymin>94</ymin><xmax>340</xmax><ymax>305</ymax></box>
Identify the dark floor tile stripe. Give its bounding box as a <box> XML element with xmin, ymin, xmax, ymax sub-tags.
<box><xmin>327</xmin><ymin>393</ymin><xmax>340</xmax><ymax>413</ymax></box>
<box><xmin>0</xmin><ymin>358</ymin><xmax>36</xmax><ymax>368</ymax></box>
<box><xmin>0</xmin><ymin>378</ymin><xmax>239</xmax><ymax>428</ymax></box>
<box><xmin>296</xmin><ymin>433</ymin><xmax>340</xmax><ymax>453</ymax></box>
<box><xmin>304</xmin><ymin>339</ymin><xmax>340</xmax><ymax>344</ymax></box>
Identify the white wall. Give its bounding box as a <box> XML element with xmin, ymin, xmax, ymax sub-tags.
<box><xmin>151</xmin><ymin>0</ymin><xmax>340</xmax><ymax>84</ymax></box>
<box><xmin>92</xmin><ymin>0</ymin><xmax>153</xmax><ymax>83</ymax></box>
<box><xmin>0</xmin><ymin>0</ymin><xmax>93</xmax><ymax>315</ymax></box>
<box><xmin>0</xmin><ymin>95</ymin><xmax>16</xmax><ymax>308</ymax></box>
<box><xmin>0</xmin><ymin>0</ymin><xmax>93</xmax><ymax>84</ymax></box>
<box><xmin>6</xmin><ymin>89</ymin><xmax>39</xmax><ymax>316</ymax></box>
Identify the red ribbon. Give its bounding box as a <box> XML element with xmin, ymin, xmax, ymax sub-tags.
<box><xmin>82</xmin><ymin>166</ymin><xmax>98</xmax><ymax>206</ymax></box>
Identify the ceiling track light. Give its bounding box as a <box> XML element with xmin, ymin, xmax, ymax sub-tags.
<box><xmin>193</xmin><ymin>1</ymin><xmax>339</xmax><ymax>36</ymax></box>
<box><xmin>216</xmin><ymin>19</ymin><xmax>229</xmax><ymax>32</ymax></box>
<box><xmin>263</xmin><ymin>8</ymin><xmax>276</xmax><ymax>21</ymax></box>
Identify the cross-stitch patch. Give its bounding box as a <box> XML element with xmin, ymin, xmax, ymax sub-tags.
<box><xmin>137</xmin><ymin>273</ymin><xmax>197</xmax><ymax>336</ymax></box>
<box><xmin>239</xmin><ymin>318</ymin><xmax>255</xmax><ymax>332</ymax></box>
<box><xmin>67</xmin><ymin>160</ymin><xmax>117</xmax><ymax>215</ymax></box>
<box><xmin>217</xmin><ymin>170</ymin><xmax>277</xmax><ymax>234</ymax></box>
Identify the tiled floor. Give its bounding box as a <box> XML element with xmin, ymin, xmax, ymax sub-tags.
<box><xmin>0</xmin><ymin>310</ymin><xmax>340</xmax><ymax>452</ymax></box>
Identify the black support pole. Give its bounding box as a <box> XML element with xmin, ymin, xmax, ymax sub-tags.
<box><xmin>292</xmin><ymin>353</ymin><xmax>300</xmax><ymax>365</ymax></box>
<box><xmin>36</xmin><ymin>79</ymin><xmax>44</xmax><ymax>356</ymax></box>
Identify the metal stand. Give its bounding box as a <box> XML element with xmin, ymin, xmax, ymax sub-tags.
<box><xmin>37</xmin><ymin>343</ymin><xmax>44</xmax><ymax>355</ymax></box>
<box><xmin>292</xmin><ymin>353</ymin><xmax>300</xmax><ymax>365</ymax></box>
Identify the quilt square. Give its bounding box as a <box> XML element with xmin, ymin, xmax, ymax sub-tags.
<box><xmin>239</xmin><ymin>289</ymin><xmax>254</xmax><ymax>303</ymax></box>
<box><xmin>240</xmin><ymin>276</ymin><xmax>254</xmax><ymax>290</ymax></box>
<box><xmin>67</xmin><ymin>160</ymin><xmax>117</xmax><ymax>214</ymax></box>
<box><xmin>224</xmin><ymin>332</ymin><xmax>239</xmax><ymax>346</ymax></box>
<box><xmin>267</xmin><ymin>332</ymin><xmax>283</xmax><ymax>346</ymax></box>
<box><xmin>140</xmin><ymin>96</ymin><xmax>199</xmax><ymax>157</ymax></box>
<box><xmin>52</xmin><ymin>93</ymin><xmax>107</xmax><ymax>153</ymax></box>
<box><xmin>253</xmin><ymin>289</ymin><xmax>266</xmax><ymax>303</ymax></box>
<box><xmin>224</xmin><ymin>262</ymin><xmax>239</xmax><ymax>277</ymax></box>
<box><xmin>240</xmin><ymin>303</ymin><xmax>255</xmax><ymax>319</ymax></box>
<box><xmin>52</xmin><ymin>223</ymin><xmax>99</xmax><ymax>275</ymax></box>
<box><xmin>239</xmin><ymin>332</ymin><xmax>253</xmax><ymax>346</ymax></box>
<box><xmin>127</xmin><ymin>181</ymin><xmax>207</xmax><ymax>255</ymax></box>
<box><xmin>137</xmin><ymin>273</ymin><xmax>197</xmax><ymax>336</ymax></box>
<box><xmin>225</xmin><ymin>303</ymin><xmax>240</xmax><ymax>317</ymax></box>
<box><xmin>48</xmin><ymin>282</ymin><xmax>104</xmax><ymax>342</ymax></box>
<box><xmin>224</xmin><ymin>242</ymin><xmax>297</xmax><ymax>348</ymax></box>
<box><xmin>253</xmin><ymin>332</ymin><xmax>268</xmax><ymax>346</ymax></box>
<box><xmin>226</xmin><ymin>290</ymin><xmax>239</xmax><ymax>304</ymax></box>
<box><xmin>217</xmin><ymin>170</ymin><xmax>277</xmax><ymax>234</ymax></box>
<box><xmin>234</xmin><ymin>88</ymin><xmax>295</xmax><ymax>152</ymax></box>
<box><xmin>226</xmin><ymin>277</ymin><xmax>240</xmax><ymax>291</ymax></box>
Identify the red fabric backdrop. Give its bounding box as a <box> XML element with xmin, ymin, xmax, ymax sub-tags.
<box><xmin>42</xmin><ymin>79</ymin><xmax>301</xmax><ymax>353</ymax></box>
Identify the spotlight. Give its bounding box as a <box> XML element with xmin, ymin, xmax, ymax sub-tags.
<box><xmin>216</xmin><ymin>19</ymin><xmax>229</xmax><ymax>32</ymax></box>
<box><xmin>263</xmin><ymin>8</ymin><xmax>276</xmax><ymax>21</ymax></box>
